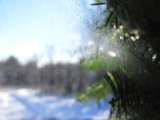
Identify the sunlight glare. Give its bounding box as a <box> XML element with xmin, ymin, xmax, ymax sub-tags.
<box><xmin>87</xmin><ymin>41</ymin><xmax>95</xmax><ymax>46</ymax></box>
<box><xmin>99</xmin><ymin>46</ymin><xmax>104</xmax><ymax>51</ymax></box>
<box><xmin>119</xmin><ymin>25</ymin><xmax>124</xmax><ymax>30</ymax></box>
<box><xmin>120</xmin><ymin>36</ymin><xmax>124</xmax><ymax>40</ymax></box>
<box><xmin>133</xmin><ymin>29</ymin><xmax>138</xmax><ymax>34</ymax></box>
<box><xmin>131</xmin><ymin>36</ymin><xmax>136</xmax><ymax>41</ymax></box>
<box><xmin>107</xmin><ymin>51</ymin><xmax>117</xmax><ymax>57</ymax></box>
<box><xmin>135</xmin><ymin>35</ymin><xmax>140</xmax><ymax>39</ymax></box>
<box><xmin>125</xmin><ymin>33</ymin><xmax>129</xmax><ymax>37</ymax></box>
<box><xmin>152</xmin><ymin>54</ymin><xmax>157</xmax><ymax>61</ymax></box>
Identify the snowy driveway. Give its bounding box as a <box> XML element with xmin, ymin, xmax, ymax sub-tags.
<box><xmin>0</xmin><ymin>87</ymin><xmax>110</xmax><ymax>120</ymax></box>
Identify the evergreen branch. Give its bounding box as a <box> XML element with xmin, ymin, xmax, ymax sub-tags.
<box><xmin>105</xmin><ymin>11</ymin><xmax>114</xmax><ymax>27</ymax></box>
<box><xmin>91</xmin><ymin>2</ymin><xmax>106</xmax><ymax>5</ymax></box>
<box><xmin>104</xmin><ymin>70</ymin><xmax>159</xmax><ymax>118</ymax></box>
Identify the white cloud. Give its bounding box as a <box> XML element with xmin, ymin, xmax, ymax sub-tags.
<box><xmin>0</xmin><ymin>39</ymin><xmax>39</xmax><ymax>63</ymax></box>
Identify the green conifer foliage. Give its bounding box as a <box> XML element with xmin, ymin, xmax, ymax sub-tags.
<box><xmin>79</xmin><ymin>0</ymin><xmax>160</xmax><ymax>119</ymax></box>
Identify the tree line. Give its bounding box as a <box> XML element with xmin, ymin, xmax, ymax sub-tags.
<box><xmin>0</xmin><ymin>56</ymin><xmax>104</xmax><ymax>95</ymax></box>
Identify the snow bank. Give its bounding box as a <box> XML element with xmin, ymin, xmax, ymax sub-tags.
<box><xmin>0</xmin><ymin>87</ymin><xmax>111</xmax><ymax>120</ymax></box>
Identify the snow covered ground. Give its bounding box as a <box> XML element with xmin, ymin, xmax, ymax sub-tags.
<box><xmin>0</xmin><ymin>86</ymin><xmax>111</xmax><ymax>120</ymax></box>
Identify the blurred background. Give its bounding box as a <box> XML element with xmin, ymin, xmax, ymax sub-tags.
<box><xmin>0</xmin><ymin>0</ymin><xmax>110</xmax><ymax>119</ymax></box>
<box><xmin>0</xmin><ymin>55</ymin><xmax>105</xmax><ymax>95</ymax></box>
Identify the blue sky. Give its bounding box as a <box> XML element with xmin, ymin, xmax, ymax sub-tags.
<box><xmin>0</xmin><ymin>0</ymin><xmax>96</xmax><ymax>66</ymax></box>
